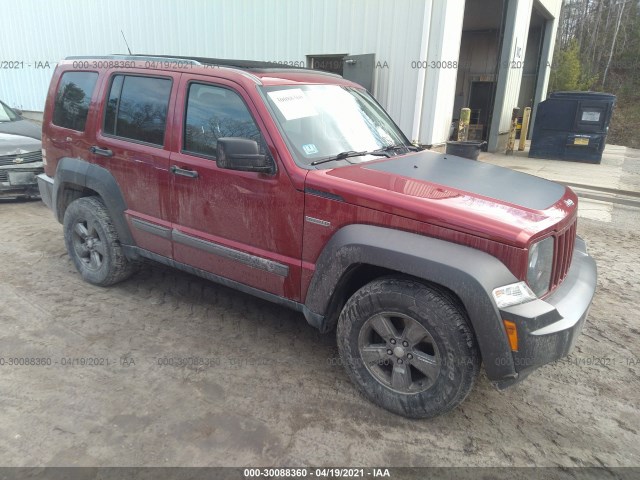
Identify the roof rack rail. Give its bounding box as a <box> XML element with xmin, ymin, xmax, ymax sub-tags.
<box><xmin>64</xmin><ymin>54</ymin><xmax>343</xmax><ymax>79</ymax></box>
<box><xmin>135</xmin><ymin>54</ymin><xmax>307</xmax><ymax>71</ymax></box>
<box><xmin>65</xmin><ymin>55</ymin><xmax>202</xmax><ymax>65</ymax></box>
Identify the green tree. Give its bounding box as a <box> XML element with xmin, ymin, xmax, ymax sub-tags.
<box><xmin>550</xmin><ymin>40</ymin><xmax>582</xmax><ymax>91</ymax></box>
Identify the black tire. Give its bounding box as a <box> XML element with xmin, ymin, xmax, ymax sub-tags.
<box><xmin>63</xmin><ymin>196</ymin><xmax>137</xmax><ymax>286</ymax></box>
<box><xmin>337</xmin><ymin>277</ymin><xmax>480</xmax><ymax>418</ymax></box>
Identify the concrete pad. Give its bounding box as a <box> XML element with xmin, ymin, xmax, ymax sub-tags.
<box><xmin>620</xmin><ymin>148</ymin><xmax>640</xmax><ymax>194</ymax></box>
<box><xmin>478</xmin><ymin>143</ymin><xmax>638</xmax><ymax>193</ymax></box>
<box><xmin>576</xmin><ymin>197</ymin><xmax>613</xmax><ymax>223</ymax></box>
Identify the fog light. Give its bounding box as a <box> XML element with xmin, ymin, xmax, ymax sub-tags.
<box><xmin>492</xmin><ymin>281</ymin><xmax>536</xmax><ymax>308</ymax></box>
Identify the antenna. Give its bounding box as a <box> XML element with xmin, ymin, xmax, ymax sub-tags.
<box><xmin>121</xmin><ymin>30</ymin><xmax>133</xmax><ymax>55</ymax></box>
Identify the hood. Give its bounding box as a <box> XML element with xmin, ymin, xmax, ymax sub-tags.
<box><xmin>0</xmin><ymin>132</ymin><xmax>42</xmax><ymax>156</ymax></box>
<box><xmin>305</xmin><ymin>150</ymin><xmax>578</xmax><ymax>247</ymax></box>
<box><xmin>0</xmin><ymin>119</ymin><xmax>42</xmax><ymax>140</ymax></box>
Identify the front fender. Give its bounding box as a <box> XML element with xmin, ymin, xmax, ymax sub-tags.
<box><xmin>304</xmin><ymin>224</ymin><xmax>520</xmax><ymax>382</ymax></box>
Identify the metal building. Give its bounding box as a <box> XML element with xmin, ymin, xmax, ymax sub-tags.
<box><xmin>0</xmin><ymin>0</ymin><xmax>561</xmax><ymax>152</ymax></box>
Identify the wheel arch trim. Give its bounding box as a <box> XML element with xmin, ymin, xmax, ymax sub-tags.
<box><xmin>53</xmin><ymin>157</ymin><xmax>134</xmax><ymax>246</ymax></box>
<box><xmin>304</xmin><ymin>224</ymin><xmax>520</xmax><ymax>381</ymax></box>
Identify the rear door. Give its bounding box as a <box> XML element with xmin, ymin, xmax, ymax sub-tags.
<box><xmin>44</xmin><ymin>69</ymin><xmax>101</xmax><ymax>174</ymax></box>
<box><xmin>169</xmin><ymin>74</ymin><xmax>304</xmax><ymax>300</ymax></box>
<box><xmin>94</xmin><ymin>69</ymin><xmax>181</xmax><ymax>258</ymax></box>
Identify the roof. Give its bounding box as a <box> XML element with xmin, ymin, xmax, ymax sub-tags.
<box><xmin>63</xmin><ymin>54</ymin><xmax>357</xmax><ymax>88</ymax></box>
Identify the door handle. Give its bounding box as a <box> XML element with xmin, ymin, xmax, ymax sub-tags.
<box><xmin>170</xmin><ymin>165</ymin><xmax>199</xmax><ymax>178</ymax></box>
<box><xmin>89</xmin><ymin>146</ymin><xmax>113</xmax><ymax>157</ymax></box>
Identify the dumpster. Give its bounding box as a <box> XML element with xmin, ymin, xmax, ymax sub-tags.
<box><xmin>529</xmin><ymin>91</ymin><xmax>616</xmax><ymax>163</ymax></box>
<box><xmin>446</xmin><ymin>141</ymin><xmax>486</xmax><ymax>160</ymax></box>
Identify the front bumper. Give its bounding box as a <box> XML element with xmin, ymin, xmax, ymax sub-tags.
<box><xmin>495</xmin><ymin>236</ymin><xmax>596</xmax><ymax>388</ymax></box>
<box><xmin>0</xmin><ymin>162</ymin><xmax>44</xmax><ymax>198</ymax></box>
<box><xmin>37</xmin><ymin>173</ymin><xmax>54</xmax><ymax>209</ymax></box>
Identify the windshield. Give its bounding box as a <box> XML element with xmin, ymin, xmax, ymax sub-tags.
<box><xmin>261</xmin><ymin>85</ymin><xmax>412</xmax><ymax>168</ymax></box>
<box><xmin>0</xmin><ymin>101</ymin><xmax>20</xmax><ymax>122</ymax></box>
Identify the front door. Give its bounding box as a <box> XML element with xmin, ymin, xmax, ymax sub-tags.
<box><xmin>169</xmin><ymin>75</ymin><xmax>304</xmax><ymax>300</ymax></box>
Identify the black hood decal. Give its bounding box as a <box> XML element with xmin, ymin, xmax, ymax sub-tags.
<box><xmin>364</xmin><ymin>151</ymin><xmax>566</xmax><ymax>210</ymax></box>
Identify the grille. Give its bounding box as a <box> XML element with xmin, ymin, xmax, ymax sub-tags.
<box><xmin>550</xmin><ymin>218</ymin><xmax>577</xmax><ymax>290</ymax></box>
<box><xmin>0</xmin><ymin>171</ymin><xmax>8</xmax><ymax>182</ymax></box>
<box><xmin>0</xmin><ymin>150</ymin><xmax>42</xmax><ymax>166</ymax></box>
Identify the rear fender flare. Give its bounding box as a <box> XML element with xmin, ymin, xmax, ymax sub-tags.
<box><xmin>53</xmin><ymin>157</ymin><xmax>134</xmax><ymax>246</ymax></box>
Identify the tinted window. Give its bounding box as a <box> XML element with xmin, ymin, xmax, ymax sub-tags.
<box><xmin>184</xmin><ymin>83</ymin><xmax>262</xmax><ymax>157</ymax></box>
<box><xmin>52</xmin><ymin>72</ymin><xmax>98</xmax><ymax>131</ymax></box>
<box><xmin>104</xmin><ymin>75</ymin><xmax>171</xmax><ymax>146</ymax></box>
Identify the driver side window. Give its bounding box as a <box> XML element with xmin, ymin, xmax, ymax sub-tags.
<box><xmin>183</xmin><ymin>83</ymin><xmax>265</xmax><ymax>158</ymax></box>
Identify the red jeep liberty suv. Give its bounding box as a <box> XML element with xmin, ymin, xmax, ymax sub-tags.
<box><xmin>38</xmin><ymin>55</ymin><xmax>597</xmax><ymax>418</ymax></box>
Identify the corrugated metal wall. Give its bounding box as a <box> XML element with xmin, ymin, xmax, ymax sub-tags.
<box><xmin>418</xmin><ymin>0</ymin><xmax>466</xmax><ymax>145</ymax></box>
<box><xmin>496</xmin><ymin>0</ymin><xmax>535</xmax><ymax>134</ymax></box>
<box><xmin>0</xmin><ymin>0</ymin><xmax>429</xmax><ymax>137</ymax></box>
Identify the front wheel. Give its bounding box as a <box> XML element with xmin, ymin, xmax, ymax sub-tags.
<box><xmin>63</xmin><ymin>196</ymin><xmax>137</xmax><ymax>286</ymax></box>
<box><xmin>337</xmin><ymin>277</ymin><xmax>480</xmax><ymax>418</ymax></box>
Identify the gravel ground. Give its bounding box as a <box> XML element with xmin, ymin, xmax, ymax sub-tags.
<box><xmin>0</xmin><ymin>199</ymin><xmax>638</xmax><ymax>468</ymax></box>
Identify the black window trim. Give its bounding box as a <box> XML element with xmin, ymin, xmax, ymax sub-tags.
<box><xmin>109</xmin><ymin>75</ymin><xmax>124</xmax><ymax>136</ymax></box>
<box><xmin>180</xmin><ymin>80</ymin><xmax>270</xmax><ymax>163</ymax></box>
<box><xmin>51</xmin><ymin>70</ymin><xmax>99</xmax><ymax>133</ymax></box>
<box><xmin>101</xmin><ymin>72</ymin><xmax>174</xmax><ymax>149</ymax></box>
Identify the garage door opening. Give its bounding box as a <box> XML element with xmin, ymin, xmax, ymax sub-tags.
<box><xmin>307</xmin><ymin>53</ymin><xmax>377</xmax><ymax>93</ymax></box>
<box><xmin>307</xmin><ymin>54</ymin><xmax>346</xmax><ymax>75</ymax></box>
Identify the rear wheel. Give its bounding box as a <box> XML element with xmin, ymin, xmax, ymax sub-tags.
<box><xmin>63</xmin><ymin>196</ymin><xmax>137</xmax><ymax>286</ymax></box>
<box><xmin>337</xmin><ymin>277</ymin><xmax>480</xmax><ymax>418</ymax></box>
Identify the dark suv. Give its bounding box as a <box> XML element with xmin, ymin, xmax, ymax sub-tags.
<box><xmin>38</xmin><ymin>55</ymin><xmax>596</xmax><ymax>418</ymax></box>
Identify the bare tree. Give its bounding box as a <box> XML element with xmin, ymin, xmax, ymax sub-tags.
<box><xmin>602</xmin><ymin>0</ymin><xmax>627</xmax><ymax>87</ymax></box>
<box><xmin>588</xmin><ymin>0</ymin><xmax>604</xmax><ymax>67</ymax></box>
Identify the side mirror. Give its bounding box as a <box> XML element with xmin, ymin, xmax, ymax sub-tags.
<box><xmin>14</xmin><ymin>109</ymin><xmax>23</xmax><ymax>116</ymax></box>
<box><xmin>216</xmin><ymin>137</ymin><xmax>275</xmax><ymax>174</ymax></box>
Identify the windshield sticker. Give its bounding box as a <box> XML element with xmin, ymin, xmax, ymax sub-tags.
<box><xmin>267</xmin><ymin>89</ymin><xmax>318</xmax><ymax>120</ymax></box>
<box><xmin>302</xmin><ymin>144</ymin><xmax>319</xmax><ymax>155</ymax></box>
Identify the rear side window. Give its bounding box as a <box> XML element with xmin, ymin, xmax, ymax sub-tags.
<box><xmin>52</xmin><ymin>71</ymin><xmax>98</xmax><ymax>131</ymax></box>
<box><xmin>104</xmin><ymin>75</ymin><xmax>172</xmax><ymax>146</ymax></box>
<box><xmin>184</xmin><ymin>83</ymin><xmax>262</xmax><ymax>157</ymax></box>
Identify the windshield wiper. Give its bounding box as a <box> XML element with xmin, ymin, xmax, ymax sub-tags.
<box><xmin>310</xmin><ymin>150</ymin><xmax>388</xmax><ymax>166</ymax></box>
<box><xmin>374</xmin><ymin>144</ymin><xmax>420</xmax><ymax>154</ymax></box>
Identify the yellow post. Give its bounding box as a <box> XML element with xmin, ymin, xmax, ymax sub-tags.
<box><xmin>506</xmin><ymin>108</ymin><xmax>520</xmax><ymax>155</ymax></box>
<box><xmin>518</xmin><ymin>107</ymin><xmax>531</xmax><ymax>151</ymax></box>
<box><xmin>458</xmin><ymin>108</ymin><xmax>470</xmax><ymax>142</ymax></box>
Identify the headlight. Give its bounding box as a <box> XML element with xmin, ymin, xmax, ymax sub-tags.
<box><xmin>527</xmin><ymin>236</ymin><xmax>554</xmax><ymax>296</ymax></box>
